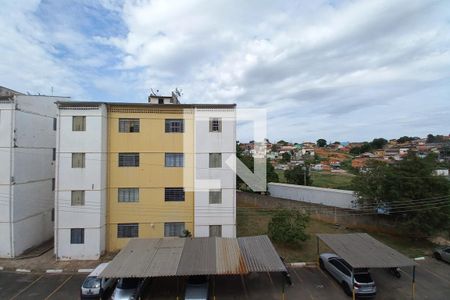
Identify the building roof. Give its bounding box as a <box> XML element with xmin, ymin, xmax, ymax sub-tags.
<box><xmin>56</xmin><ymin>100</ymin><xmax>236</xmax><ymax>109</ymax></box>
<box><xmin>317</xmin><ymin>233</ymin><xmax>416</xmax><ymax>268</ymax></box>
<box><xmin>99</xmin><ymin>235</ymin><xmax>286</xmax><ymax>278</ymax></box>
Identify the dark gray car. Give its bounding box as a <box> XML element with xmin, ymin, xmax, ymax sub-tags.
<box><xmin>433</xmin><ymin>246</ymin><xmax>450</xmax><ymax>263</ymax></box>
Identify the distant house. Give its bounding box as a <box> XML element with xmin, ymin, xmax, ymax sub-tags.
<box><xmin>301</xmin><ymin>148</ymin><xmax>315</xmax><ymax>156</ymax></box>
<box><xmin>434</xmin><ymin>169</ymin><xmax>449</xmax><ymax>176</ymax></box>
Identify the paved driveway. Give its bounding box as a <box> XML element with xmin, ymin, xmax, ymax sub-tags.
<box><xmin>0</xmin><ymin>258</ymin><xmax>448</xmax><ymax>299</ymax></box>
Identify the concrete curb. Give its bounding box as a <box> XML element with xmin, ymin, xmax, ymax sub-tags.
<box><xmin>0</xmin><ymin>266</ymin><xmax>4</xmax><ymax>271</ymax></box>
<box><xmin>289</xmin><ymin>262</ymin><xmax>317</xmax><ymax>268</ymax></box>
<box><xmin>46</xmin><ymin>269</ymin><xmax>63</xmax><ymax>273</ymax></box>
<box><xmin>16</xmin><ymin>268</ymin><xmax>31</xmax><ymax>273</ymax></box>
<box><xmin>78</xmin><ymin>269</ymin><xmax>94</xmax><ymax>273</ymax></box>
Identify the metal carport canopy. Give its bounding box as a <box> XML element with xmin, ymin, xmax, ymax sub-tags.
<box><xmin>316</xmin><ymin>233</ymin><xmax>417</xmax><ymax>268</ymax></box>
<box><xmin>99</xmin><ymin>235</ymin><xmax>287</xmax><ymax>278</ymax></box>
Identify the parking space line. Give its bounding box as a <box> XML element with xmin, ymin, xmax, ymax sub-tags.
<box><xmin>418</xmin><ymin>265</ymin><xmax>450</xmax><ymax>283</ymax></box>
<box><xmin>266</xmin><ymin>272</ymin><xmax>274</xmax><ymax>286</ymax></box>
<box><xmin>317</xmin><ymin>268</ymin><xmax>340</xmax><ymax>290</ymax></box>
<box><xmin>9</xmin><ymin>274</ymin><xmax>43</xmax><ymax>300</ymax></box>
<box><xmin>44</xmin><ymin>275</ymin><xmax>73</xmax><ymax>300</ymax></box>
<box><xmin>291</xmin><ymin>269</ymin><xmax>303</xmax><ymax>283</ymax></box>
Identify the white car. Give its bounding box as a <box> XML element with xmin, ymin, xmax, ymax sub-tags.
<box><xmin>433</xmin><ymin>246</ymin><xmax>450</xmax><ymax>263</ymax></box>
<box><xmin>185</xmin><ymin>275</ymin><xmax>209</xmax><ymax>300</ymax></box>
<box><xmin>80</xmin><ymin>263</ymin><xmax>115</xmax><ymax>299</ymax></box>
<box><xmin>319</xmin><ymin>253</ymin><xmax>376</xmax><ymax>297</ymax></box>
<box><xmin>111</xmin><ymin>278</ymin><xmax>151</xmax><ymax>300</ymax></box>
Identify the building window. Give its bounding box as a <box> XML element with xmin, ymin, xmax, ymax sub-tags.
<box><xmin>52</xmin><ymin>178</ymin><xmax>55</xmax><ymax>191</ymax></box>
<box><xmin>71</xmin><ymin>190</ymin><xmax>85</xmax><ymax>206</ymax></box>
<box><xmin>165</xmin><ymin>188</ymin><xmax>185</xmax><ymax>201</ymax></box>
<box><xmin>209</xmin><ymin>118</ymin><xmax>222</xmax><ymax>132</ymax></box>
<box><xmin>158</xmin><ymin>98</ymin><xmax>164</xmax><ymax>104</ymax></box>
<box><xmin>70</xmin><ymin>228</ymin><xmax>84</xmax><ymax>244</ymax></box>
<box><xmin>118</xmin><ymin>153</ymin><xmax>139</xmax><ymax>167</ymax></box>
<box><xmin>118</xmin><ymin>188</ymin><xmax>139</xmax><ymax>202</ymax></box>
<box><xmin>51</xmin><ymin>208</ymin><xmax>54</xmax><ymax>222</ymax></box>
<box><xmin>52</xmin><ymin>148</ymin><xmax>56</xmax><ymax>161</ymax></box>
<box><xmin>165</xmin><ymin>119</ymin><xmax>184</xmax><ymax>133</ymax></box>
<box><xmin>209</xmin><ymin>225</ymin><xmax>222</xmax><ymax>237</ymax></box>
<box><xmin>165</xmin><ymin>153</ymin><xmax>184</xmax><ymax>167</ymax></box>
<box><xmin>164</xmin><ymin>222</ymin><xmax>185</xmax><ymax>237</ymax></box>
<box><xmin>119</xmin><ymin>118</ymin><xmax>140</xmax><ymax>133</ymax></box>
<box><xmin>53</xmin><ymin>118</ymin><xmax>57</xmax><ymax>131</ymax></box>
<box><xmin>72</xmin><ymin>153</ymin><xmax>85</xmax><ymax>168</ymax></box>
<box><xmin>72</xmin><ymin>116</ymin><xmax>86</xmax><ymax>131</ymax></box>
<box><xmin>209</xmin><ymin>190</ymin><xmax>222</xmax><ymax>204</ymax></box>
<box><xmin>209</xmin><ymin>153</ymin><xmax>222</xmax><ymax>168</ymax></box>
<box><xmin>117</xmin><ymin>223</ymin><xmax>139</xmax><ymax>238</ymax></box>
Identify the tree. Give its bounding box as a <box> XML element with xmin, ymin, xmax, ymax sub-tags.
<box><xmin>316</xmin><ymin>139</ymin><xmax>327</xmax><ymax>147</ymax></box>
<box><xmin>277</xmin><ymin>140</ymin><xmax>288</xmax><ymax>146</ymax></box>
<box><xmin>281</xmin><ymin>152</ymin><xmax>291</xmax><ymax>163</ymax></box>
<box><xmin>284</xmin><ymin>164</ymin><xmax>312</xmax><ymax>186</ymax></box>
<box><xmin>351</xmin><ymin>154</ymin><xmax>450</xmax><ymax>236</ymax></box>
<box><xmin>268</xmin><ymin>209</ymin><xmax>310</xmax><ymax>246</ymax></box>
<box><xmin>370</xmin><ymin>138</ymin><xmax>388</xmax><ymax>149</ymax></box>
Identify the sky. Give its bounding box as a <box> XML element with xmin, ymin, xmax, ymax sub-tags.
<box><xmin>1</xmin><ymin>0</ymin><xmax>449</xmax><ymax>143</ymax></box>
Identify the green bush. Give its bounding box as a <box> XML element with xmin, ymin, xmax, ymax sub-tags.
<box><xmin>268</xmin><ymin>209</ymin><xmax>310</xmax><ymax>246</ymax></box>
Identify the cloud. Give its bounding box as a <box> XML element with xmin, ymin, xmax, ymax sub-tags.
<box><xmin>0</xmin><ymin>0</ymin><xmax>449</xmax><ymax>142</ymax></box>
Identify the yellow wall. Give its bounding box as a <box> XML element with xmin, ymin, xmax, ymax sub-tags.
<box><xmin>106</xmin><ymin>107</ymin><xmax>195</xmax><ymax>251</ymax></box>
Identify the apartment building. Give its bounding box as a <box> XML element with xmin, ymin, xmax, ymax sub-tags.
<box><xmin>55</xmin><ymin>95</ymin><xmax>236</xmax><ymax>260</ymax></box>
<box><xmin>0</xmin><ymin>87</ymin><xmax>68</xmax><ymax>257</ymax></box>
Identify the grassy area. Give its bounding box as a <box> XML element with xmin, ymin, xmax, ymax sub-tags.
<box><xmin>237</xmin><ymin>206</ymin><xmax>434</xmax><ymax>262</ymax></box>
<box><xmin>275</xmin><ymin>170</ymin><xmax>354</xmax><ymax>190</ymax></box>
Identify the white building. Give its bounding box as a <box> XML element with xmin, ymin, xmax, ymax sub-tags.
<box><xmin>54</xmin><ymin>103</ymin><xmax>108</xmax><ymax>260</ymax></box>
<box><xmin>0</xmin><ymin>90</ymin><xmax>68</xmax><ymax>257</ymax></box>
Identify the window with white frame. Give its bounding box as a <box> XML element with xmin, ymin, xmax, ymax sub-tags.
<box><xmin>165</xmin><ymin>153</ymin><xmax>184</xmax><ymax>167</ymax></box>
<box><xmin>209</xmin><ymin>225</ymin><xmax>222</xmax><ymax>237</ymax></box>
<box><xmin>70</xmin><ymin>228</ymin><xmax>84</xmax><ymax>244</ymax></box>
<box><xmin>118</xmin><ymin>188</ymin><xmax>139</xmax><ymax>202</ymax></box>
<box><xmin>164</xmin><ymin>222</ymin><xmax>185</xmax><ymax>237</ymax></box>
<box><xmin>72</xmin><ymin>153</ymin><xmax>85</xmax><ymax>168</ymax></box>
<box><xmin>71</xmin><ymin>190</ymin><xmax>85</xmax><ymax>206</ymax></box>
<box><xmin>117</xmin><ymin>223</ymin><xmax>139</xmax><ymax>238</ymax></box>
<box><xmin>209</xmin><ymin>190</ymin><xmax>222</xmax><ymax>204</ymax></box>
<box><xmin>72</xmin><ymin>116</ymin><xmax>86</xmax><ymax>131</ymax></box>
<box><xmin>118</xmin><ymin>153</ymin><xmax>139</xmax><ymax>167</ymax></box>
<box><xmin>165</xmin><ymin>119</ymin><xmax>184</xmax><ymax>133</ymax></box>
<box><xmin>209</xmin><ymin>117</ymin><xmax>222</xmax><ymax>132</ymax></box>
<box><xmin>119</xmin><ymin>118</ymin><xmax>140</xmax><ymax>132</ymax></box>
<box><xmin>209</xmin><ymin>153</ymin><xmax>222</xmax><ymax>168</ymax></box>
<box><xmin>165</xmin><ymin>188</ymin><xmax>185</xmax><ymax>201</ymax></box>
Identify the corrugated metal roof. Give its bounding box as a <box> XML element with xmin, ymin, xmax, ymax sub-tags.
<box><xmin>238</xmin><ymin>236</ymin><xmax>287</xmax><ymax>273</ymax></box>
<box><xmin>176</xmin><ymin>237</ymin><xmax>217</xmax><ymax>276</ymax></box>
<box><xmin>99</xmin><ymin>235</ymin><xmax>286</xmax><ymax>278</ymax></box>
<box><xmin>317</xmin><ymin>233</ymin><xmax>417</xmax><ymax>268</ymax></box>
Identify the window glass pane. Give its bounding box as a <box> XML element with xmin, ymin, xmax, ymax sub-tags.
<box><xmin>209</xmin><ymin>153</ymin><xmax>222</xmax><ymax>168</ymax></box>
<box><xmin>165</xmin><ymin>153</ymin><xmax>184</xmax><ymax>167</ymax></box>
<box><xmin>165</xmin><ymin>188</ymin><xmax>185</xmax><ymax>201</ymax></box>
<box><xmin>209</xmin><ymin>118</ymin><xmax>222</xmax><ymax>132</ymax></box>
<box><xmin>72</xmin><ymin>116</ymin><xmax>86</xmax><ymax>131</ymax></box>
<box><xmin>117</xmin><ymin>223</ymin><xmax>139</xmax><ymax>238</ymax></box>
<box><xmin>118</xmin><ymin>188</ymin><xmax>139</xmax><ymax>202</ymax></box>
<box><xmin>53</xmin><ymin>118</ymin><xmax>57</xmax><ymax>131</ymax></box>
<box><xmin>119</xmin><ymin>119</ymin><xmax>140</xmax><ymax>133</ymax></box>
<box><xmin>71</xmin><ymin>190</ymin><xmax>85</xmax><ymax>206</ymax></box>
<box><xmin>72</xmin><ymin>153</ymin><xmax>85</xmax><ymax>168</ymax></box>
<box><xmin>209</xmin><ymin>190</ymin><xmax>222</xmax><ymax>204</ymax></box>
<box><xmin>70</xmin><ymin>228</ymin><xmax>84</xmax><ymax>244</ymax></box>
<box><xmin>209</xmin><ymin>225</ymin><xmax>222</xmax><ymax>237</ymax></box>
<box><xmin>118</xmin><ymin>153</ymin><xmax>140</xmax><ymax>167</ymax></box>
<box><xmin>165</xmin><ymin>119</ymin><xmax>184</xmax><ymax>133</ymax></box>
<box><xmin>164</xmin><ymin>222</ymin><xmax>185</xmax><ymax>237</ymax></box>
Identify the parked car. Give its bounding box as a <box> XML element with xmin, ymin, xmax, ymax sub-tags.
<box><xmin>433</xmin><ymin>246</ymin><xmax>450</xmax><ymax>263</ymax></box>
<box><xmin>319</xmin><ymin>253</ymin><xmax>376</xmax><ymax>297</ymax></box>
<box><xmin>111</xmin><ymin>277</ymin><xmax>151</xmax><ymax>300</ymax></box>
<box><xmin>80</xmin><ymin>263</ymin><xmax>115</xmax><ymax>299</ymax></box>
<box><xmin>185</xmin><ymin>275</ymin><xmax>209</xmax><ymax>300</ymax></box>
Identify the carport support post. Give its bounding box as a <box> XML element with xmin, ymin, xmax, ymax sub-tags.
<box><xmin>412</xmin><ymin>266</ymin><xmax>416</xmax><ymax>300</ymax></box>
<box><xmin>176</xmin><ymin>277</ymin><xmax>179</xmax><ymax>300</ymax></box>
<box><xmin>316</xmin><ymin>236</ymin><xmax>320</xmax><ymax>265</ymax></box>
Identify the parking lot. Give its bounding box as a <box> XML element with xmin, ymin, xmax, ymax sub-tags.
<box><xmin>0</xmin><ymin>259</ymin><xmax>448</xmax><ymax>299</ymax></box>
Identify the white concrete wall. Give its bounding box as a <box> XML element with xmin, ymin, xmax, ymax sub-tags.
<box><xmin>0</xmin><ymin>101</ymin><xmax>13</xmax><ymax>257</ymax></box>
<box><xmin>268</xmin><ymin>183</ymin><xmax>358</xmax><ymax>209</ymax></box>
<box><xmin>55</xmin><ymin>105</ymin><xmax>107</xmax><ymax>260</ymax></box>
<box><xmin>0</xmin><ymin>95</ymin><xmax>64</xmax><ymax>257</ymax></box>
<box><xmin>194</xmin><ymin>108</ymin><xmax>236</xmax><ymax>237</ymax></box>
